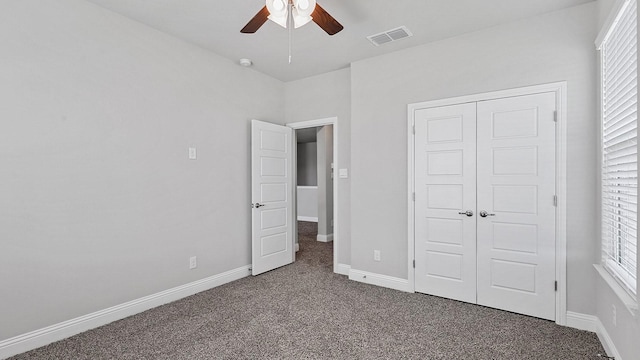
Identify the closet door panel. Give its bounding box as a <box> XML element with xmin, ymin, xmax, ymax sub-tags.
<box><xmin>414</xmin><ymin>103</ymin><xmax>477</xmax><ymax>304</ymax></box>
<box><xmin>475</xmin><ymin>92</ymin><xmax>557</xmax><ymax>321</ymax></box>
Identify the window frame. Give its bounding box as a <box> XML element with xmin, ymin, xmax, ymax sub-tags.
<box><xmin>597</xmin><ymin>0</ymin><xmax>638</xmax><ymax>297</ymax></box>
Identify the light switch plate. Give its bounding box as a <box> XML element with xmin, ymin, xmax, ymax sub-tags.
<box><xmin>339</xmin><ymin>168</ymin><xmax>348</xmax><ymax>178</ymax></box>
<box><xmin>188</xmin><ymin>147</ymin><xmax>197</xmax><ymax>160</ymax></box>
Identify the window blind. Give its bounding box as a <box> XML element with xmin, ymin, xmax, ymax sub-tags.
<box><xmin>601</xmin><ymin>0</ymin><xmax>638</xmax><ymax>295</ymax></box>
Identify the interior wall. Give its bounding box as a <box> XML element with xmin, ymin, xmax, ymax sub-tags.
<box><xmin>296</xmin><ymin>142</ymin><xmax>317</xmax><ymax>186</ymax></box>
<box><xmin>595</xmin><ymin>274</ymin><xmax>640</xmax><ymax>360</ymax></box>
<box><xmin>0</xmin><ymin>0</ymin><xmax>284</xmax><ymax>341</ymax></box>
<box><xmin>296</xmin><ymin>187</ymin><xmax>318</xmax><ymax>221</ymax></box>
<box><xmin>597</xmin><ymin>0</ymin><xmax>618</xmax><ymax>27</ymax></box>
<box><xmin>317</xmin><ymin>126</ymin><xmax>334</xmax><ymax>238</ymax></box>
<box><xmin>350</xmin><ymin>2</ymin><xmax>599</xmax><ymax>315</ymax></box>
<box><xmin>284</xmin><ymin>68</ymin><xmax>351</xmax><ymax>265</ymax></box>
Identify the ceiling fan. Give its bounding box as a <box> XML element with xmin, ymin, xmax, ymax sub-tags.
<box><xmin>241</xmin><ymin>0</ymin><xmax>344</xmax><ymax>35</ymax></box>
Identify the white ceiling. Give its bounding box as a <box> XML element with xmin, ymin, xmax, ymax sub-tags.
<box><xmin>85</xmin><ymin>0</ymin><xmax>594</xmax><ymax>82</ymax></box>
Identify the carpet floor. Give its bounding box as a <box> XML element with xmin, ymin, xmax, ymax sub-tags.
<box><xmin>11</xmin><ymin>221</ymin><xmax>605</xmax><ymax>359</ymax></box>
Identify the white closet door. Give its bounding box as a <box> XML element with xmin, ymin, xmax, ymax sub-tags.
<box><xmin>475</xmin><ymin>92</ymin><xmax>557</xmax><ymax>320</ymax></box>
<box><xmin>414</xmin><ymin>103</ymin><xmax>478</xmax><ymax>303</ymax></box>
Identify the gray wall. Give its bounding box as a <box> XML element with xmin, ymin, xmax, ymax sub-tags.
<box><xmin>296</xmin><ymin>187</ymin><xmax>318</xmax><ymax>220</ymax></box>
<box><xmin>0</xmin><ymin>0</ymin><xmax>284</xmax><ymax>341</ymax></box>
<box><xmin>595</xmin><ymin>274</ymin><xmax>640</xmax><ymax>360</ymax></box>
<box><xmin>350</xmin><ymin>3</ymin><xmax>599</xmax><ymax>316</ymax></box>
<box><xmin>284</xmin><ymin>68</ymin><xmax>351</xmax><ymax>265</ymax></box>
<box><xmin>296</xmin><ymin>142</ymin><xmax>317</xmax><ymax>186</ymax></box>
<box><xmin>317</xmin><ymin>126</ymin><xmax>334</xmax><ymax>237</ymax></box>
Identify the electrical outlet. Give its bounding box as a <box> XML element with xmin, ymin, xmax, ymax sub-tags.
<box><xmin>189</xmin><ymin>256</ymin><xmax>197</xmax><ymax>269</ymax></box>
<box><xmin>612</xmin><ymin>304</ymin><xmax>616</xmax><ymax>326</ymax></box>
<box><xmin>374</xmin><ymin>250</ymin><xmax>381</xmax><ymax>261</ymax></box>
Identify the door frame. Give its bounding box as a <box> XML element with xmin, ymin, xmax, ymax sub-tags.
<box><xmin>287</xmin><ymin>117</ymin><xmax>341</xmax><ymax>275</ymax></box>
<box><xmin>407</xmin><ymin>82</ymin><xmax>568</xmax><ymax>325</ymax></box>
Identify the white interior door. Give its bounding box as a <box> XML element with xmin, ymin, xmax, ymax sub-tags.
<box><xmin>414</xmin><ymin>103</ymin><xmax>478</xmax><ymax>303</ymax></box>
<box><xmin>251</xmin><ymin>120</ymin><xmax>294</xmax><ymax>276</ymax></box>
<box><xmin>476</xmin><ymin>92</ymin><xmax>557</xmax><ymax>320</ymax></box>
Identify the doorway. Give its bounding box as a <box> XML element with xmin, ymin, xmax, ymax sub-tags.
<box><xmin>295</xmin><ymin>126</ymin><xmax>333</xmax><ymax>243</ymax></box>
<box><xmin>288</xmin><ymin>118</ymin><xmax>339</xmax><ymax>274</ymax></box>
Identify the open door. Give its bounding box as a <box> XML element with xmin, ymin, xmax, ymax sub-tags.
<box><xmin>251</xmin><ymin>120</ymin><xmax>295</xmax><ymax>275</ymax></box>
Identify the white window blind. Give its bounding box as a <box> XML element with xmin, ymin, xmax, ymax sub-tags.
<box><xmin>600</xmin><ymin>0</ymin><xmax>638</xmax><ymax>295</ymax></box>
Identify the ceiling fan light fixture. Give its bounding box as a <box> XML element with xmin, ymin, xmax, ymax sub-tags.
<box><xmin>265</xmin><ymin>0</ymin><xmax>316</xmax><ymax>29</ymax></box>
<box><xmin>267</xmin><ymin>13</ymin><xmax>288</xmax><ymax>28</ymax></box>
<box><xmin>266</xmin><ymin>0</ymin><xmax>288</xmax><ymax>28</ymax></box>
<box><xmin>294</xmin><ymin>0</ymin><xmax>316</xmax><ymax>16</ymax></box>
<box><xmin>292</xmin><ymin>12</ymin><xmax>313</xmax><ymax>28</ymax></box>
<box><xmin>241</xmin><ymin>0</ymin><xmax>342</xmax><ymax>36</ymax></box>
<box><xmin>292</xmin><ymin>0</ymin><xmax>315</xmax><ymax>28</ymax></box>
<box><xmin>266</xmin><ymin>0</ymin><xmax>286</xmax><ymax>14</ymax></box>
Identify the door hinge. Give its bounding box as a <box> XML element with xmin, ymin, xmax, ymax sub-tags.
<box><xmin>413</xmin><ymin>259</ymin><xmax>415</xmax><ymax>268</ymax></box>
<box><xmin>553</xmin><ymin>195</ymin><xmax>557</xmax><ymax>207</ymax></box>
<box><xmin>553</xmin><ymin>111</ymin><xmax>558</xmax><ymax>122</ymax></box>
<box><xmin>554</xmin><ymin>281</ymin><xmax>558</xmax><ymax>291</ymax></box>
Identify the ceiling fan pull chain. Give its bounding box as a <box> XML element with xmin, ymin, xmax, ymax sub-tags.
<box><xmin>288</xmin><ymin>0</ymin><xmax>293</xmax><ymax>63</ymax></box>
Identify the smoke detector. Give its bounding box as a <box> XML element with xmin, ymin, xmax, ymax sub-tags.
<box><xmin>239</xmin><ymin>58</ymin><xmax>253</xmax><ymax>67</ymax></box>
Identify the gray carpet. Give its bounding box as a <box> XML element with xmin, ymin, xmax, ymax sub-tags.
<box><xmin>11</xmin><ymin>221</ymin><xmax>605</xmax><ymax>359</ymax></box>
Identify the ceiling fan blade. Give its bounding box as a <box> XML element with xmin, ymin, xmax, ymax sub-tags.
<box><xmin>312</xmin><ymin>4</ymin><xmax>343</xmax><ymax>35</ymax></box>
<box><xmin>241</xmin><ymin>6</ymin><xmax>270</xmax><ymax>33</ymax></box>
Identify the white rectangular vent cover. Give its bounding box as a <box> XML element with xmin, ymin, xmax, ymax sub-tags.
<box><xmin>367</xmin><ymin>26</ymin><xmax>413</xmax><ymax>46</ymax></box>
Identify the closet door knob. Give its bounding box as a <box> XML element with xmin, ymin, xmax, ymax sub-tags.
<box><xmin>479</xmin><ymin>210</ymin><xmax>495</xmax><ymax>217</ymax></box>
<box><xmin>458</xmin><ymin>210</ymin><xmax>474</xmax><ymax>217</ymax></box>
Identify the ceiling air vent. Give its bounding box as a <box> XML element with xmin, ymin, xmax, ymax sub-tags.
<box><xmin>367</xmin><ymin>26</ymin><xmax>413</xmax><ymax>46</ymax></box>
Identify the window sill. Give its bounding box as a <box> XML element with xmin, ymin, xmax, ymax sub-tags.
<box><xmin>594</xmin><ymin>264</ymin><xmax>639</xmax><ymax>317</ymax></box>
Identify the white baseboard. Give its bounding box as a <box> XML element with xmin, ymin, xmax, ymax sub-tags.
<box><xmin>297</xmin><ymin>216</ymin><xmax>318</xmax><ymax>222</ymax></box>
<box><xmin>596</xmin><ymin>318</ymin><xmax>623</xmax><ymax>360</ymax></box>
<box><xmin>334</xmin><ymin>263</ymin><xmax>351</xmax><ymax>276</ymax></box>
<box><xmin>317</xmin><ymin>233</ymin><xmax>333</xmax><ymax>242</ymax></box>
<box><xmin>565</xmin><ymin>311</ymin><xmax>597</xmax><ymax>332</ymax></box>
<box><xmin>0</xmin><ymin>265</ymin><xmax>251</xmax><ymax>360</ymax></box>
<box><xmin>564</xmin><ymin>312</ymin><xmax>622</xmax><ymax>360</ymax></box>
<box><xmin>348</xmin><ymin>269</ymin><xmax>412</xmax><ymax>293</ymax></box>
